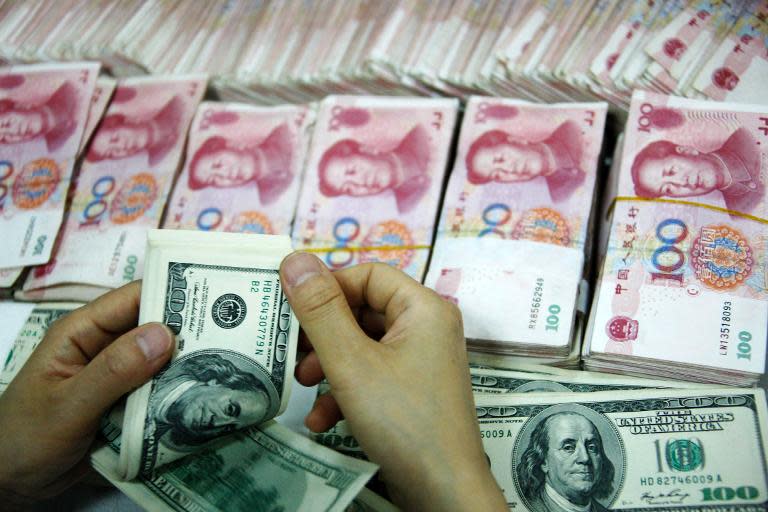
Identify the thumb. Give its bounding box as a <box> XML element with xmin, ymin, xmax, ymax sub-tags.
<box><xmin>280</xmin><ymin>252</ymin><xmax>370</xmax><ymax>369</ymax></box>
<box><xmin>67</xmin><ymin>322</ymin><xmax>173</xmax><ymax>422</ymax></box>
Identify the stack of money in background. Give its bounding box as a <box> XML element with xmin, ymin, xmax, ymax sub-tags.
<box><xmin>0</xmin><ymin>1</ymin><xmax>764</xmax><ymax>110</ymax></box>
<box><xmin>292</xmin><ymin>95</ymin><xmax>457</xmax><ymax>279</ymax></box>
<box><xmin>0</xmin><ymin>63</ymin><xmax>100</xmax><ymax>293</ymax></box>
<box><xmin>425</xmin><ymin>97</ymin><xmax>607</xmax><ymax>363</ymax></box>
<box><xmin>584</xmin><ymin>91</ymin><xmax>767</xmax><ymax>386</ymax></box>
<box><xmin>163</xmin><ymin>101</ymin><xmax>315</xmax><ymax>236</ymax></box>
<box><xmin>16</xmin><ymin>75</ymin><xmax>206</xmax><ymax>302</ymax></box>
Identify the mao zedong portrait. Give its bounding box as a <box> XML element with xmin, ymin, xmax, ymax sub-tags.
<box><xmin>187</xmin><ymin>123</ymin><xmax>294</xmax><ymax>205</ymax></box>
<box><xmin>0</xmin><ymin>81</ymin><xmax>78</xmax><ymax>151</ymax></box>
<box><xmin>465</xmin><ymin>120</ymin><xmax>585</xmax><ymax>202</ymax></box>
<box><xmin>318</xmin><ymin>125</ymin><xmax>431</xmax><ymax>214</ymax></box>
<box><xmin>150</xmin><ymin>353</ymin><xmax>270</xmax><ymax>451</ymax></box>
<box><xmin>86</xmin><ymin>95</ymin><xmax>183</xmax><ymax>166</ymax></box>
<box><xmin>631</xmin><ymin>128</ymin><xmax>763</xmax><ymax>215</ymax></box>
<box><xmin>518</xmin><ymin>411</ymin><xmax>616</xmax><ymax>512</ymax></box>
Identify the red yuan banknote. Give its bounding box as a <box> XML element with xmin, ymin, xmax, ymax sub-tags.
<box><xmin>424</xmin><ymin>97</ymin><xmax>607</xmax><ymax>353</ymax></box>
<box><xmin>293</xmin><ymin>95</ymin><xmax>458</xmax><ymax>279</ymax></box>
<box><xmin>19</xmin><ymin>75</ymin><xmax>206</xmax><ymax>302</ymax></box>
<box><xmin>164</xmin><ymin>101</ymin><xmax>314</xmax><ymax>235</ymax></box>
<box><xmin>0</xmin><ymin>62</ymin><xmax>99</xmax><ymax>269</ymax></box>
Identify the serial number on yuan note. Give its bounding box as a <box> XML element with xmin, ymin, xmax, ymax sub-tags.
<box><xmin>528</xmin><ymin>277</ymin><xmax>562</xmax><ymax>332</ymax></box>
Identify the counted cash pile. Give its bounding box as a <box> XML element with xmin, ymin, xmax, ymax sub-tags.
<box><xmin>17</xmin><ymin>76</ymin><xmax>205</xmax><ymax>303</ymax></box>
<box><xmin>0</xmin><ymin>1</ymin><xmax>765</xmax><ymax>110</ymax></box>
<box><xmin>584</xmin><ymin>91</ymin><xmax>767</xmax><ymax>386</ymax></box>
<box><xmin>476</xmin><ymin>387</ymin><xmax>768</xmax><ymax>511</ymax></box>
<box><xmin>0</xmin><ymin>63</ymin><xmax>99</xmax><ymax>290</ymax></box>
<box><xmin>292</xmin><ymin>95</ymin><xmax>457</xmax><ymax>280</ymax></box>
<box><xmin>0</xmin><ymin>230</ymin><xmax>383</xmax><ymax>512</ymax></box>
<box><xmin>163</xmin><ymin>101</ymin><xmax>315</xmax><ymax>235</ymax></box>
<box><xmin>425</xmin><ymin>97</ymin><xmax>607</xmax><ymax>362</ymax></box>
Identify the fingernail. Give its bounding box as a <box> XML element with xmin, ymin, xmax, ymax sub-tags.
<box><xmin>282</xmin><ymin>252</ymin><xmax>323</xmax><ymax>289</ymax></box>
<box><xmin>136</xmin><ymin>323</ymin><xmax>172</xmax><ymax>361</ymax></box>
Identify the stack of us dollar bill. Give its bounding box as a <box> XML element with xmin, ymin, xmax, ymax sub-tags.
<box><xmin>315</xmin><ymin>363</ymin><xmax>768</xmax><ymax>511</ymax></box>
<box><xmin>0</xmin><ymin>230</ymin><xmax>384</xmax><ymax>512</ymax></box>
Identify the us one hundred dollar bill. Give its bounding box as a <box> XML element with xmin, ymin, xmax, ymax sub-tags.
<box><xmin>313</xmin><ymin>366</ymin><xmax>719</xmax><ymax>459</ymax></box>
<box><xmin>119</xmin><ymin>229</ymin><xmax>299</xmax><ymax>479</ymax></box>
<box><xmin>0</xmin><ymin>302</ymin><xmax>81</xmax><ymax>395</ymax></box>
<box><xmin>470</xmin><ymin>367</ymin><xmax>717</xmax><ymax>395</ymax></box>
<box><xmin>475</xmin><ymin>388</ymin><xmax>768</xmax><ymax>511</ymax></box>
<box><xmin>96</xmin><ymin>407</ymin><xmax>377</xmax><ymax>512</ymax></box>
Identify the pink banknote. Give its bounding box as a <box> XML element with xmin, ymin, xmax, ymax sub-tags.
<box><xmin>588</xmin><ymin>91</ymin><xmax>767</xmax><ymax>376</ymax></box>
<box><xmin>424</xmin><ymin>97</ymin><xmax>607</xmax><ymax>348</ymax></box>
<box><xmin>0</xmin><ymin>62</ymin><xmax>99</xmax><ymax>269</ymax></box>
<box><xmin>292</xmin><ymin>95</ymin><xmax>458</xmax><ymax>279</ymax></box>
<box><xmin>693</xmin><ymin>12</ymin><xmax>768</xmax><ymax>103</ymax></box>
<box><xmin>1</xmin><ymin>75</ymin><xmax>113</xmax><ymax>291</ymax></box>
<box><xmin>21</xmin><ymin>75</ymin><xmax>206</xmax><ymax>300</ymax></box>
<box><xmin>78</xmin><ymin>77</ymin><xmax>116</xmax><ymax>155</ymax></box>
<box><xmin>164</xmin><ymin>101</ymin><xmax>314</xmax><ymax>235</ymax></box>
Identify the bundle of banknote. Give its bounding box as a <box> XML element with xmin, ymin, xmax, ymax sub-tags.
<box><xmin>163</xmin><ymin>101</ymin><xmax>315</xmax><ymax>236</ymax></box>
<box><xmin>312</xmin><ymin>362</ymin><xmax>717</xmax><ymax>460</ymax></box>
<box><xmin>117</xmin><ymin>229</ymin><xmax>299</xmax><ymax>478</ymax></box>
<box><xmin>16</xmin><ymin>75</ymin><xmax>206</xmax><ymax>302</ymax></box>
<box><xmin>424</xmin><ymin>97</ymin><xmax>607</xmax><ymax>361</ymax></box>
<box><xmin>476</xmin><ymin>387</ymin><xmax>768</xmax><ymax>511</ymax></box>
<box><xmin>0</xmin><ymin>1</ymin><xmax>765</xmax><ymax>112</ymax></box>
<box><xmin>292</xmin><ymin>95</ymin><xmax>457</xmax><ymax>279</ymax></box>
<box><xmin>0</xmin><ymin>62</ymin><xmax>99</xmax><ymax>281</ymax></box>
<box><xmin>584</xmin><ymin>91</ymin><xmax>767</xmax><ymax>386</ymax></box>
<box><xmin>0</xmin><ymin>282</ymin><xmax>388</xmax><ymax>512</ymax></box>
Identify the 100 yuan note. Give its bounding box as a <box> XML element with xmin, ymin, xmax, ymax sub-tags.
<box><xmin>424</xmin><ymin>97</ymin><xmax>607</xmax><ymax>349</ymax></box>
<box><xmin>292</xmin><ymin>95</ymin><xmax>458</xmax><ymax>280</ymax></box>
<box><xmin>0</xmin><ymin>62</ymin><xmax>99</xmax><ymax>269</ymax></box>
<box><xmin>164</xmin><ymin>101</ymin><xmax>314</xmax><ymax>235</ymax></box>
<box><xmin>21</xmin><ymin>75</ymin><xmax>206</xmax><ymax>300</ymax></box>
<box><xmin>589</xmin><ymin>92</ymin><xmax>767</xmax><ymax>380</ymax></box>
<box><xmin>476</xmin><ymin>388</ymin><xmax>768</xmax><ymax>511</ymax></box>
<box><xmin>119</xmin><ymin>229</ymin><xmax>299</xmax><ymax>480</ymax></box>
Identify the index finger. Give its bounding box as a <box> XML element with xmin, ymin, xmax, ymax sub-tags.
<box><xmin>46</xmin><ymin>280</ymin><xmax>143</xmax><ymax>362</ymax></box>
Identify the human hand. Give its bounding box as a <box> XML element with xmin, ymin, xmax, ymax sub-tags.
<box><xmin>280</xmin><ymin>254</ymin><xmax>507</xmax><ymax>512</ymax></box>
<box><xmin>0</xmin><ymin>281</ymin><xmax>174</xmax><ymax>505</ymax></box>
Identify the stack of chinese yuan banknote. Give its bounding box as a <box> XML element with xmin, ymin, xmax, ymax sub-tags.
<box><xmin>1</xmin><ymin>61</ymin><xmax>767</xmax><ymax>383</ymax></box>
<box><xmin>584</xmin><ymin>91</ymin><xmax>767</xmax><ymax>387</ymax></box>
<box><xmin>0</xmin><ymin>0</ymin><xmax>765</xmax><ymax>110</ymax></box>
<box><xmin>425</xmin><ymin>97</ymin><xmax>607</xmax><ymax>362</ymax></box>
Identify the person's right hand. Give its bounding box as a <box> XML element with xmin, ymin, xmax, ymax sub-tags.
<box><xmin>279</xmin><ymin>253</ymin><xmax>507</xmax><ymax>512</ymax></box>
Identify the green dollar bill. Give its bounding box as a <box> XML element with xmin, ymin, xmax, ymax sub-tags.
<box><xmin>476</xmin><ymin>388</ymin><xmax>768</xmax><ymax>511</ymax></box>
<box><xmin>95</xmin><ymin>408</ymin><xmax>377</xmax><ymax>512</ymax></box>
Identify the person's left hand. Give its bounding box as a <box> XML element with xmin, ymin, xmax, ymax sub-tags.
<box><xmin>0</xmin><ymin>281</ymin><xmax>174</xmax><ymax>505</ymax></box>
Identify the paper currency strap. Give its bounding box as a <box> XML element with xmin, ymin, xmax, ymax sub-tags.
<box><xmin>609</xmin><ymin>196</ymin><xmax>768</xmax><ymax>225</ymax></box>
<box><xmin>303</xmin><ymin>244</ymin><xmax>432</xmax><ymax>253</ymax></box>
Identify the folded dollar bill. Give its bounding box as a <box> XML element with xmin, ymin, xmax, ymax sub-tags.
<box><xmin>119</xmin><ymin>229</ymin><xmax>299</xmax><ymax>479</ymax></box>
<box><xmin>97</xmin><ymin>406</ymin><xmax>377</xmax><ymax>512</ymax></box>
